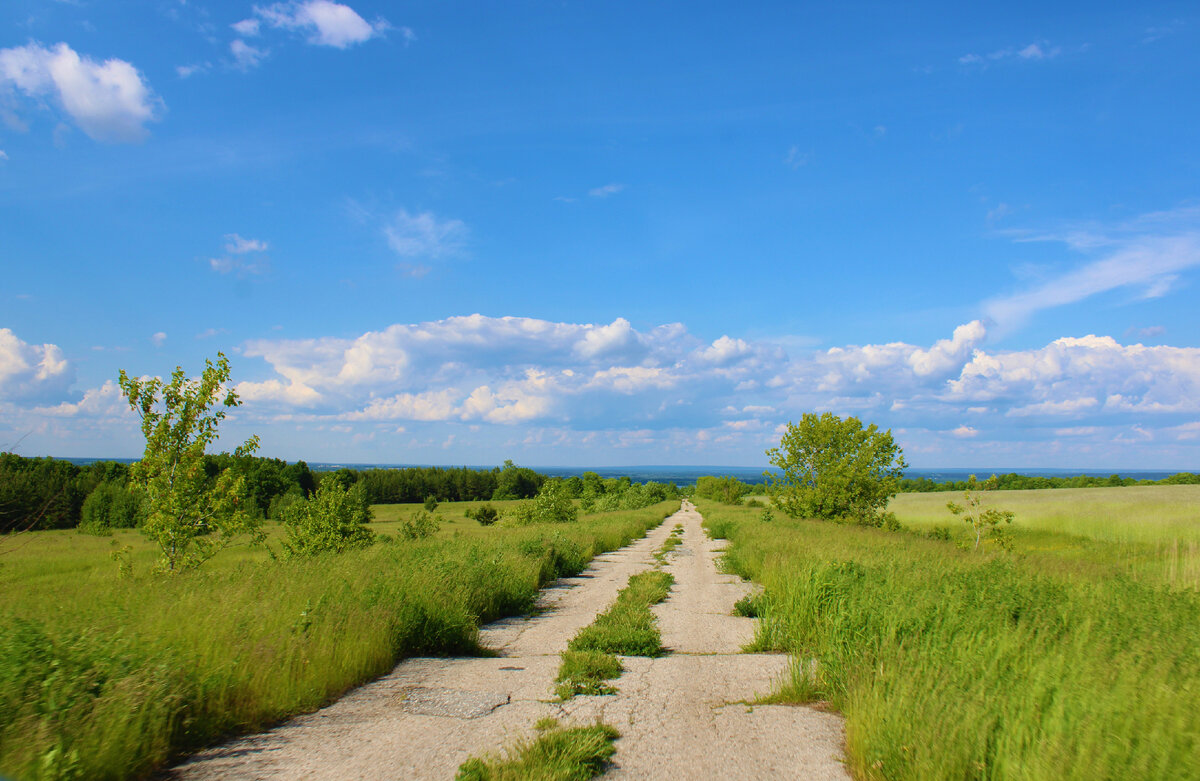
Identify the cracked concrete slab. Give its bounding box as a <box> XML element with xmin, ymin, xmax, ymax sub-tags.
<box><xmin>169</xmin><ymin>501</ymin><xmax>847</xmax><ymax>780</ymax></box>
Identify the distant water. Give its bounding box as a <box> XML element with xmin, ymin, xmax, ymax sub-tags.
<box><xmin>60</xmin><ymin>458</ymin><xmax>1191</xmax><ymax>486</ymax></box>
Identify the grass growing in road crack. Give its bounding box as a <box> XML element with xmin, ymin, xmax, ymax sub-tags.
<box><xmin>455</xmin><ymin>719</ymin><xmax>619</xmax><ymax>781</ymax></box>
<box><xmin>554</xmin><ymin>651</ymin><xmax>622</xmax><ymax>698</ymax></box>
<box><xmin>653</xmin><ymin>524</ymin><xmax>684</xmax><ymax>564</ymax></box>
<box><xmin>555</xmin><ymin>567</ymin><xmax>675</xmax><ymax>699</ymax></box>
<box><xmin>568</xmin><ymin>570</ymin><xmax>674</xmax><ymax>656</ymax></box>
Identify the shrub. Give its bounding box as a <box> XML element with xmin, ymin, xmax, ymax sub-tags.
<box><xmin>279</xmin><ymin>481</ymin><xmax>375</xmax><ymax>557</ymax></box>
<box><xmin>531</xmin><ymin>479</ymin><xmax>578</xmax><ymax>524</ymax></box>
<box><xmin>78</xmin><ymin>482</ymin><xmax>143</xmax><ymax>534</ymax></box>
<box><xmin>400</xmin><ymin>510</ymin><xmax>441</xmax><ymax>540</ymax></box>
<box><xmin>470</xmin><ymin>504</ymin><xmax>500</xmax><ymax>526</ymax></box>
<box><xmin>423</xmin><ymin>495</ymin><xmax>439</xmax><ymax>512</ymax></box>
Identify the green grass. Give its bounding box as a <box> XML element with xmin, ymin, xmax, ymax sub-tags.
<box><xmin>455</xmin><ymin>719</ymin><xmax>619</xmax><ymax>781</ymax></box>
<box><xmin>567</xmin><ymin>570</ymin><xmax>674</xmax><ymax>657</ymax></box>
<box><xmin>695</xmin><ymin>497</ymin><xmax>1200</xmax><ymax>781</ymax></box>
<box><xmin>652</xmin><ymin>524</ymin><xmax>684</xmax><ymax>564</ymax></box>
<box><xmin>0</xmin><ymin>500</ymin><xmax>679</xmax><ymax>780</ymax></box>
<box><xmin>553</xmin><ymin>651</ymin><xmax>622</xmax><ymax>699</ymax></box>
<box><xmin>555</xmin><ymin>566</ymin><xmax>676</xmax><ymax>700</ymax></box>
<box><xmin>890</xmin><ymin>484</ymin><xmax>1200</xmax><ymax>589</ymax></box>
<box><xmin>890</xmin><ymin>484</ymin><xmax>1200</xmax><ymax>544</ymax></box>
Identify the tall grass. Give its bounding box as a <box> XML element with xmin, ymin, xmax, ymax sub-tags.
<box><xmin>0</xmin><ymin>501</ymin><xmax>678</xmax><ymax>780</ymax></box>
<box><xmin>890</xmin><ymin>484</ymin><xmax>1200</xmax><ymax>589</ymax></box>
<box><xmin>698</xmin><ymin>498</ymin><xmax>1200</xmax><ymax>780</ymax></box>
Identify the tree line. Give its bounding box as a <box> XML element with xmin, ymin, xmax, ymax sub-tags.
<box><xmin>897</xmin><ymin>471</ymin><xmax>1200</xmax><ymax>493</ymax></box>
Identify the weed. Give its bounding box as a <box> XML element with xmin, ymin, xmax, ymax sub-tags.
<box><xmin>455</xmin><ymin>721</ymin><xmax>619</xmax><ymax>781</ymax></box>
<box><xmin>554</xmin><ymin>651</ymin><xmax>622</xmax><ymax>699</ymax></box>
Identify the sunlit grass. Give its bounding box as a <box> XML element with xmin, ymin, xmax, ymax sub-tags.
<box><xmin>697</xmin><ymin>497</ymin><xmax>1200</xmax><ymax>780</ymax></box>
<box><xmin>0</xmin><ymin>500</ymin><xmax>678</xmax><ymax>780</ymax></box>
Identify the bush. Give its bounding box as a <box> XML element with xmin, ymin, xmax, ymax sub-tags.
<box><xmin>423</xmin><ymin>495</ymin><xmax>439</xmax><ymax>512</ymax></box>
<box><xmin>78</xmin><ymin>482</ymin><xmax>143</xmax><ymax>534</ymax></box>
<box><xmin>400</xmin><ymin>510</ymin><xmax>441</xmax><ymax>540</ymax></box>
<box><xmin>279</xmin><ymin>481</ymin><xmax>375</xmax><ymax>557</ymax></box>
<box><xmin>469</xmin><ymin>504</ymin><xmax>500</xmax><ymax>526</ymax></box>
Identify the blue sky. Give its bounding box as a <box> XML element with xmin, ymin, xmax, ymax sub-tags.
<box><xmin>2</xmin><ymin>0</ymin><xmax>1198</xmax><ymax>468</ymax></box>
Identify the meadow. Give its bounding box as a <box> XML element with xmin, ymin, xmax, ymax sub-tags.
<box><xmin>699</xmin><ymin>485</ymin><xmax>1200</xmax><ymax>780</ymax></box>
<box><xmin>0</xmin><ymin>499</ymin><xmax>679</xmax><ymax>781</ymax></box>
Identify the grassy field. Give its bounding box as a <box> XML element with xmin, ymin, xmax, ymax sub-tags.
<box><xmin>698</xmin><ymin>490</ymin><xmax>1200</xmax><ymax>781</ymax></box>
<box><xmin>0</xmin><ymin>499</ymin><xmax>679</xmax><ymax>781</ymax></box>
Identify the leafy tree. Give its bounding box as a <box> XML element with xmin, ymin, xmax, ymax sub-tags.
<box><xmin>531</xmin><ymin>479</ymin><xmax>578</xmax><ymax>524</ymax></box>
<box><xmin>118</xmin><ymin>353</ymin><xmax>263</xmax><ymax>572</ymax></box>
<box><xmin>492</xmin><ymin>459</ymin><xmax>544</xmax><ymax>500</ymax></box>
<box><xmin>695</xmin><ymin>475</ymin><xmax>752</xmax><ymax>504</ymax></box>
<box><xmin>947</xmin><ymin>475</ymin><xmax>1015</xmax><ymax>551</ymax></box>
<box><xmin>766</xmin><ymin>412</ymin><xmax>907</xmax><ymax>525</ymax></box>
<box><xmin>279</xmin><ymin>480</ymin><xmax>375</xmax><ymax>556</ymax></box>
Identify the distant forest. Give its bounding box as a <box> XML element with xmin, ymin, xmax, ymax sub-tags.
<box><xmin>0</xmin><ymin>453</ymin><xmax>680</xmax><ymax>533</ymax></box>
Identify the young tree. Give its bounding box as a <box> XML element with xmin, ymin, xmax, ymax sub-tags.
<box><xmin>947</xmin><ymin>475</ymin><xmax>1015</xmax><ymax>551</ymax></box>
<box><xmin>766</xmin><ymin>412</ymin><xmax>907</xmax><ymax>525</ymax></box>
<box><xmin>118</xmin><ymin>353</ymin><xmax>263</xmax><ymax>572</ymax></box>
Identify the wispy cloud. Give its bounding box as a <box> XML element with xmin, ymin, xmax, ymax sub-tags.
<box><xmin>783</xmin><ymin>146</ymin><xmax>807</xmax><ymax>169</ymax></box>
<box><xmin>588</xmin><ymin>183</ymin><xmax>625</xmax><ymax>198</ymax></box>
<box><xmin>984</xmin><ymin>207</ymin><xmax>1200</xmax><ymax>332</ymax></box>
<box><xmin>210</xmin><ymin>233</ymin><xmax>269</xmax><ymax>275</ymax></box>
<box><xmin>230</xmin><ymin>39</ymin><xmax>267</xmax><ymax>70</ymax></box>
<box><xmin>959</xmin><ymin>40</ymin><xmax>1062</xmax><ymax>66</ymax></box>
<box><xmin>384</xmin><ymin>209</ymin><xmax>467</xmax><ymax>259</ymax></box>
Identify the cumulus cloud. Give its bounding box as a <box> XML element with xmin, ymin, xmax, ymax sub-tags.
<box><xmin>0</xmin><ymin>41</ymin><xmax>162</xmax><ymax>142</ymax></box>
<box><xmin>31</xmin><ymin>380</ymin><xmax>127</xmax><ymax>419</ymax></box>
<box><xmin>0</xmin><ymin>328</ymin><xmax>74</xmax><ymax>402</ymax></box>
<box><xmin>384</xmin><ymin>209</ymin><xmax>467</xmax><ymax>259</ymax></box>
<box><xmin>253</xmin><ymin>1</ymin><xmax>390</xmax><ymax>48</ymax></box>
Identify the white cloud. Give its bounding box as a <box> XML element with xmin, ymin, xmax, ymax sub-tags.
<box><xmin>151</xmin><ymin>332</ymin><xmax>167</xmax><ymax>347</ymax></box>
<box><xmin>31</xmin><ymin>380</ymin><xmax>127</xmax><ymax>419</ymax></box>
<box><xmin>254</xmin><ymin>1</ymin><xmax>390</xmax><ymax>48</ymax></box>
<box><xmin>949</xmin><ymin>425</ymin><xmax>978</xmax><ymax>438</ymax></box>
<box><xmin>210</xmin><ymin>233</ymin><xmax>269</xmax><ymax>275</ymax></box>
<box><xmin>0</xmin><ymin>150</ymin><xmax>7</xmax><ymax>160</ymax></box>
<box><xmin>176</xmin><ymin>62</ymin><xmax>210</xmax><ymax>78</ymax></box>
<box><xmin>0</xmin><ymin>41</ymin><xmax>162</xmax><ymax>142</ymax></box>
<box><xmin>230</xmin><ymin>39</ymin><xmax>266</xmax><ymax>70</ymax></box>
<box><xmin>0</xmin><ymin>328</ymin><xmax>74</xmax><ymax>402</ymax></box>
<box><xmin>959</xmin><ymin>41</ymin><xmax>1060</xmax><ymax>66</ymax></box>
<box><xmin>224</xmin><ymin>233</ymin><xmax>268</xmax><ymax>253</ymax></box>
<box><xmin>588</xmin><ymin>183</ymin><xmax>625</xmax><ymax>198</ymax></box>
<box><xmin>232</xmin><ymin>18</ymin><xmax>261</xmax><ymax>37</ymax></box>
<box><xmin>384</xmin><ymin>209</ymin><xmax>467</xmax><ymax>258</ymax></box>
